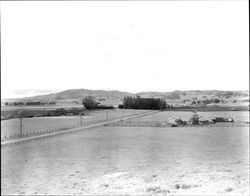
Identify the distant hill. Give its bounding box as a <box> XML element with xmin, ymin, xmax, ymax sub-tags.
<box><xmin>2</xmin><ymin>89</ymin><xmax>249</xmax><ymax>102</ymax></box>
<box><xmin>2</xmin><ymin>89</ymin><xmax>134</xmax><ymax>102</ymax></box>
<box><xmin>136</xmin><ymin>90</ymin><xmax>249</xmax><ymax>100</ymax></box>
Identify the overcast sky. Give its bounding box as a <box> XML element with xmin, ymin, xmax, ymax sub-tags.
<box><xmin>1</xmin><ymin>1</ymin><xmax>249</xmax><ymax>99</ymax></box>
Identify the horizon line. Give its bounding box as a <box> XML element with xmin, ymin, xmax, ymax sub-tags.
<box><xmin>1</xmin><ymin>88</ymin><xmax>249</xmax><ymax>100</ymax></box>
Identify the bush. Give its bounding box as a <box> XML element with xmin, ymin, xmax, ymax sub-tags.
<box><xmin>209</xmin><ymin>98</ymin><xmax>220</xmax><ymax>103</ymax></box>
<box><xmin>96</xmin><ymin>105</ymin><xmax>114</xmax><ymax>110</ymax></box>
<box><xmin>68</xmin><ymin>107</ymin><xmax>85</xmax><ymax>115</ymax></box>
<box><xmin>54</xmin><ymin>108</ymin><xmax>67</xmax><ymax>115</ymax></box>
<box><xmin>25</xmin><ymin>114</ymin><xmax>34</xmax><ymax>118</ymax></box>
<box><xmin>175</xmin><ymin>118</ymin><xmax>187</xmax><ymax>126</ymax></box>
<box><xmin>118</xmin><ymin>104</ymin><xmax>124</xmax><ymax>109</ymax></box>
<box><xmin>25</xmin><ymin>101</ymin><xmax>43</xmax><ymax>105</ymax></box>
<box><xmin>34</xmin><ymin>113</ymin><xmax>43</xmax><ymax>117</ymax></box>
<box><xmin>7</xmin><ymin>114</ymin><xmax>13</xmax><ymax>119</ymax></box>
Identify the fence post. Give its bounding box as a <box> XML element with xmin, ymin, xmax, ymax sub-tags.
<box><xmin>18</xmin><ymin>111</ymin><xmax>24</xmax><ymax>137</ymax></box>
<box><xmin>121</xmin><ymin>109</ymin><xmax>124</xmax><ymax>121</ymax></box>
<box><xmin>80</xmin><ymin>113</ymin><xmax>83</xmax><ymax>126</ymax></box>
<box><xmin>20</xmin><ymin>116</ymin><xmax>23</xmax><ymax>137</ymax></box>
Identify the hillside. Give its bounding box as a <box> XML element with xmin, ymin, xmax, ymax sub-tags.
<box><xmin>2</xmin><ymin>89</ymin><xmax>249</xmax><ymax>103</ymax></box>
<box><xmin>2</xmin><ymin>89</ymin><xmax>134</xmax><ymax>102</ymax></box>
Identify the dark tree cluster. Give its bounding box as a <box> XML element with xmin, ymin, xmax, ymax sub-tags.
<box><xmin>82</xmin><ymin>96</ymin><xmax>100</xmax><ymax>110</ymax></box>
<box><xmin>5</xmin><ymin>101</ymin><xmax>56</xmax><ymax>106</ymax></box>
<box><xmin>82</xmin><ymin>96</ymin><xmax>115</xmax><ymax>110</ymax></box>
<box><xmin>123</xmin><ymin>96</ymin><xmax>168</xmax><ymax>110</ymax></box>
<box><xmin>26</xmin><ymin>101</ymin><xmax>45</xmax><ymax>105</ymax></box>
<box><xmin>7</xmin><ymin>101</ymin><xmax>25</xmax><ymax>106</ymax></box>
<box><xmin>190</xmin><ymin>98</ymin><xmax>222</xmax><ymax>105</ymax></box>
<box><xmin>96</xmin><ymin>105</ymin><xmax>114</xmax><ymax>110</ymax></box>
<box><xmin>47</xmin><ymin>108</ymin><xmax>84</xmax><ymax>116</ymax></box>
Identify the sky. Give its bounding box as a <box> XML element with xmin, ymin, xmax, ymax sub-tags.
<box><xmin>1</xmin><ymin>1</ymin><xmax>249</xmax><ymax>99</ymax></box>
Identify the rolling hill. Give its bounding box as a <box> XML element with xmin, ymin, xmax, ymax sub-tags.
<box><xmin>2</xmin><ymin>89</ymin><xmax>134</xmax><ymax>102</ymax></box>
<box><xmin>2</xmin><ymin>89</ymin><xmax>249</xmax><ymax>103</ymax></box>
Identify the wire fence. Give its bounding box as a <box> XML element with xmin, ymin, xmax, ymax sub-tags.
<box><xmin>1</xmin><ymin>109</ymin><xmax>149</xmax><ymax>142</ymax></box>
<box><xmin>104</xmin><ymin>120</ymin><xmax>247</xmax><ymax>128</ymax></box>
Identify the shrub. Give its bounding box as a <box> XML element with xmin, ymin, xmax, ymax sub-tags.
<box><xmin>34</xmin><ymin>113</ymin><xmax>43</xmax><ymax>117</ymax></box>
<box><xmin>96</xmin><ymin>105</ymin><xmax>114</xmax><ymax>110</ymax></box>
<box><xmin>54</xmin><ymin>108</ymin><xmax>67</xmax><ymax>115</ymax></box>
<box><xmin>25</xmin><ymin>114</ymin><xmax>34</xmax><ymax>118</ymax></box>
<box><xmin>68</xmin><ymin>107</ymin><xmax>85</xmax><ymax>115</ymax></box>
<box><xmin>25</xmin><ymin>101</ymin><xmax>43</xmax><ymax>105</ymax></box>
<box><xmin>7</xmin><ymin>114</ymin><xmax>13</xmax><ymax>119</ymax></box>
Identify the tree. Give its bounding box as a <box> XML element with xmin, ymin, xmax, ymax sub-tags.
<box><xmin>122</xmin><ymin>96</ymin><xmax>168</xmax><ymax>110</ymax></box>
<box><xmin>158</xmin><ymin>99</ymin><xmax>167</xmax><ymax>110</ymax></box>
<box><xmin>82</xmin><ymin>96</ymin><xmax>100</xmax><ymax>110</ymax></box>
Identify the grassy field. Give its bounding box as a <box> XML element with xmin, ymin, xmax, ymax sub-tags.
<box><xmin>1</xmin><ymin>109</ymin><xmax>148</xmax><ymax>139</ymax></box>
<box><xmin>1</xmin><ymin>125</ymin><xmax>249</xmax><ymax>195</ymax></box>
<box><xmin>131</xmin><ymin>111</ymin><xmax>249</xmax><ymax>123</ymax></box>
<box><xmin>1</xmin><ymin>105</ymin><xmax>83</xmax><ymax>119</ymax></box>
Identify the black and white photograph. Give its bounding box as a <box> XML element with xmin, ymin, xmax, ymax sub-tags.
<box><xmin>1</xmin><ymin>0</ymin><xmax>249</xmax><ymax>195</ymax></box>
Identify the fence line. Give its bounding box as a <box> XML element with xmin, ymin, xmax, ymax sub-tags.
<box><xmin>1</xmin><ymin>110</ymin><xmax>155</xmax><ymax>142</ymax></box>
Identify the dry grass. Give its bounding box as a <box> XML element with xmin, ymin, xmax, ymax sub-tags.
<box><xmin>1</xmin><ymin>126</ymin><xmax>249</xmax><ymax>195</ymax></box>
<box><xmin>1</xmin><ymin>109</ymin><xmax>148</xmax><ymax>139</ymax></box>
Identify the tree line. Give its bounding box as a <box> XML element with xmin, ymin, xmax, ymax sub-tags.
<box><xmin>81</xmin><ymin>96</ymin><xmax>114</xmax><ymax>110</ymax></box>
<box><xmin>81</xmin><ymin>95</ymin><xmax>168</xmax><ymax>110</ymax></box>
<box><xmin>183</xmin><ymin>98</ymin><xmax>223</xmax><ymax>105</ymax></box>
<box><xmin>122</xmin><ymin>96</ymin><xmax>168</xmax><ymax>110</ymax></box>
<box><xmin>4</xmin><ymin>101</ymin><xmax>56</xmax><ymax>106</ymax></box>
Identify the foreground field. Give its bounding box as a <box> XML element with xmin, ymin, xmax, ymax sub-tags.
<box><xmin>1</xmin><ymin>125</ymin><xmax>249</xmax><ymax>195</ymax></box>
<box><xmin>1</xmin><ymin>109</ymin><xmax>147</xmax><ymax>139</ymax></box>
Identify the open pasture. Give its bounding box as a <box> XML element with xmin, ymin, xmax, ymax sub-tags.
<box><xmin>132</xmin><ymin>111</ymin><xmax>249</xmax><ymax>123</ymax></box>
<box><xmin>1</xmin><ymin>104</ymin><xmax>84</xmax><ymax>119</ymax></box>
<box><xmin>1</xmin><ymin>125</ymin><xmax>249</xmax><ymax>195</ymax></box>
<box><xmin>1</xmin><ymin>109</ymin><xmax>148</xmax><ymax>139</ymax></box>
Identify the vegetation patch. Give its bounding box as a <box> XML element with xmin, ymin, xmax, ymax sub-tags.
<box><xmin>225</xmin><ymin>187</ymin><xmax>233</xmax><ymax>192</ymax></box>
<box><xmin>146</xmin><ymin>186</ymin><xmax>170</xmax><ymax>194</ymax></box>
<box><xmin>174</xmin><ymin>183</ymin><xmax>192</xmax><ymax>190</ymax></box>
<box><xmin>123</xmin><ymin>96</ymin><xmax>168</xmax><ymax>110</ymax></box>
